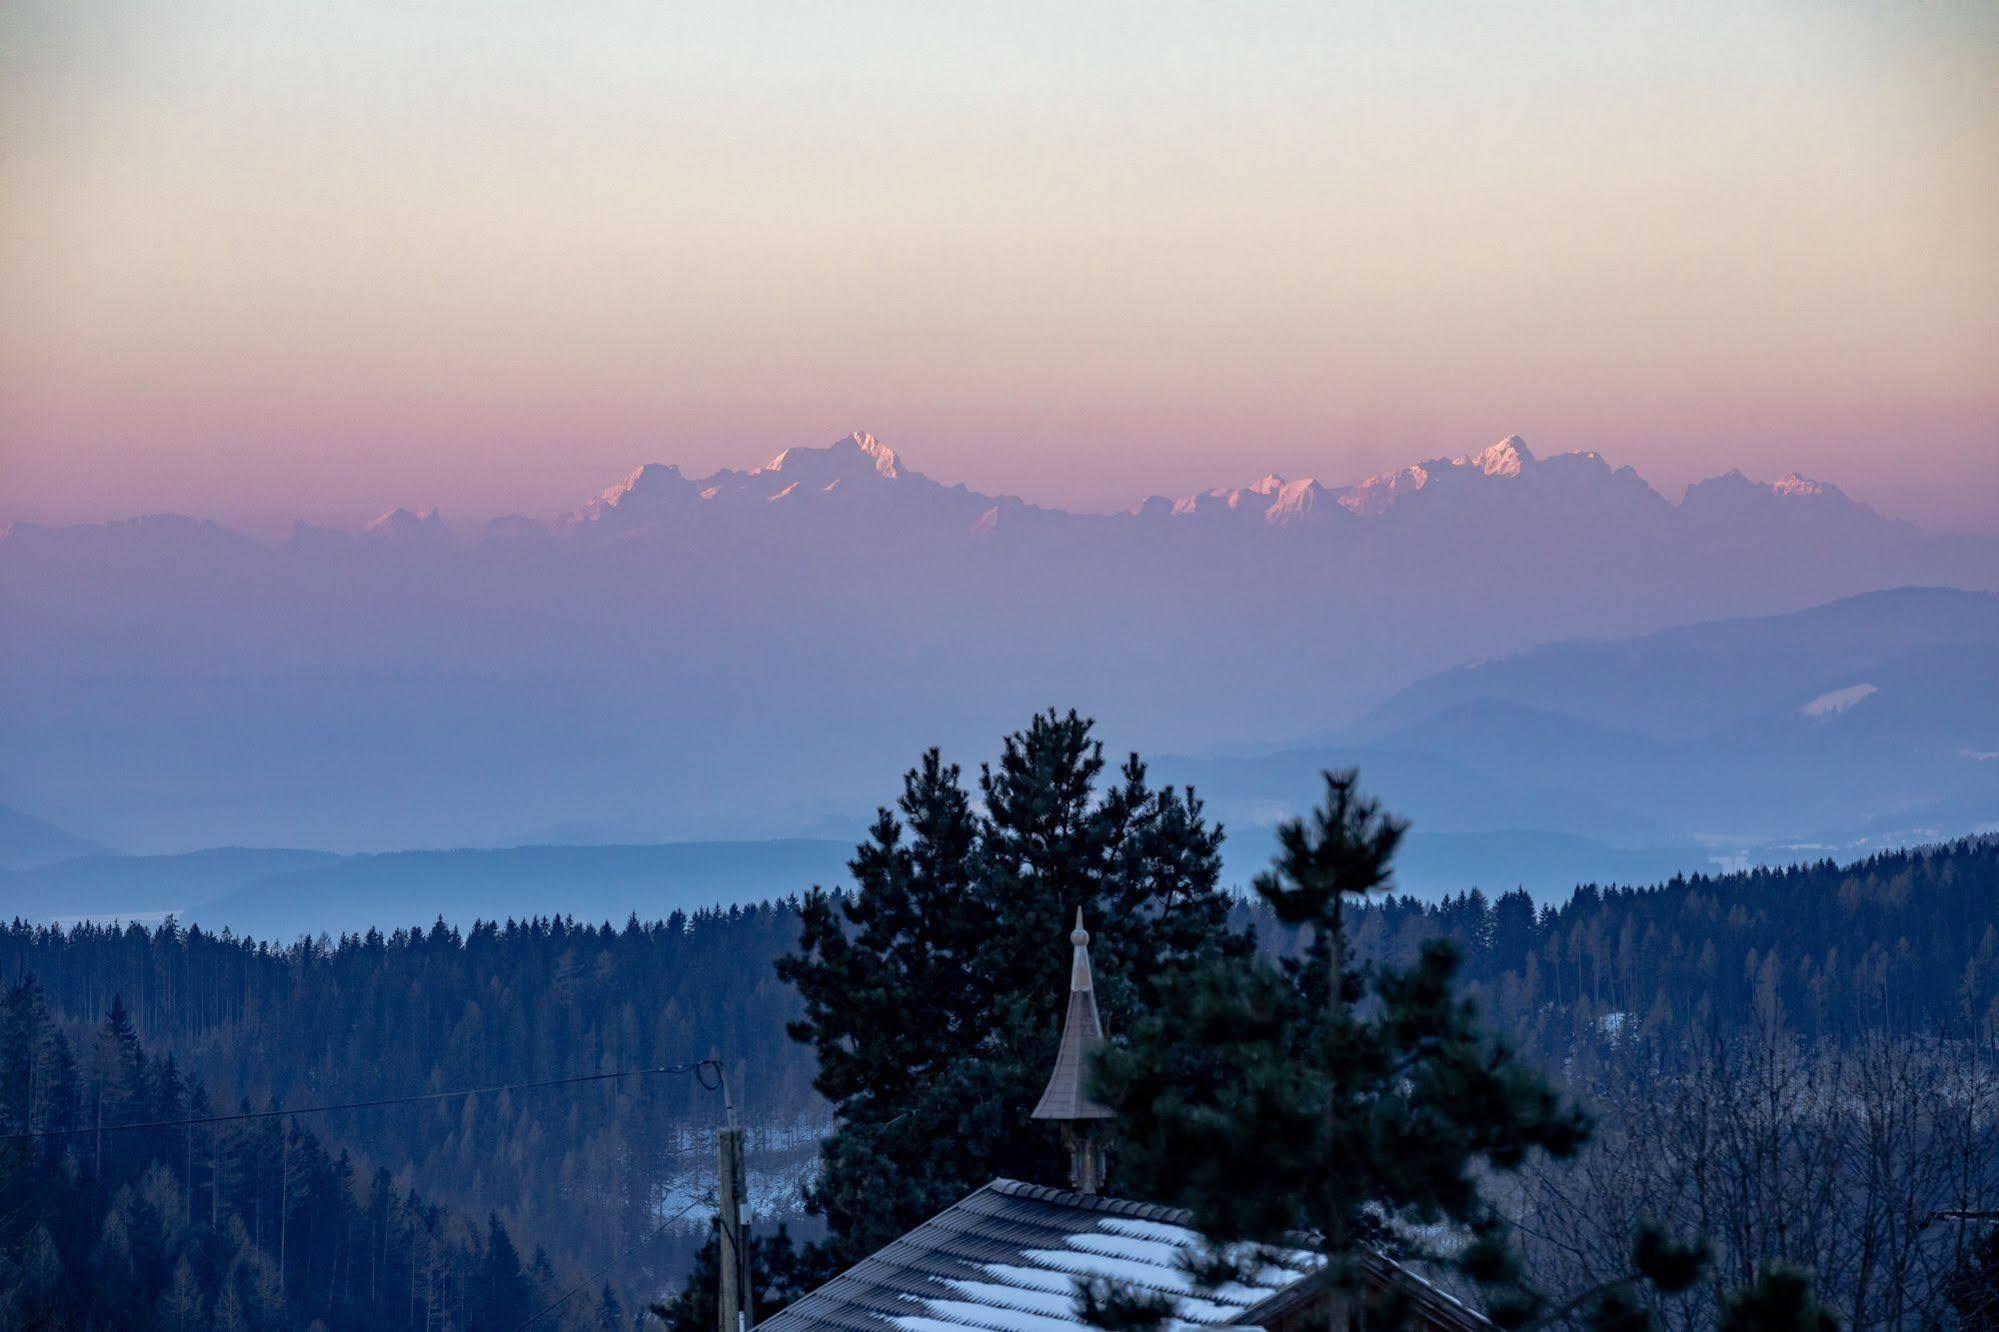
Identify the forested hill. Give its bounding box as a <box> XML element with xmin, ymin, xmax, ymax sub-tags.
<box><xmin>0</xmin><ymin>904</ymin><xmax>819</xmax><ymax>1315</ymax></box>
<box><xmin>0</xmin><ymin>982</ymin><xmax>631</xmax><ymax>1329</ymax></box>
<box><xmin>1310</xmin><ymin>835</ymin><xmax>1999</xmax><ymax>1058</ymax></box>
<box><xmin>0</xmin><ymin>837</ymin><xmax>1992</xmax><ymax>1320</ymax></box>
<box><xmin>0</xmin><ymin>904</ymin><xmax>814</xmax><ymax>1127</ymax></box>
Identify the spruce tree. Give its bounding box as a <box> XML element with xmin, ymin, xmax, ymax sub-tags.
<box><xmin>479</xmin><ymin>1213</ymin><xmax>533</xmax><ymax>1328</ymax></box>
<box><xmin>1089</xmin><ymin>771</ymin><xmax>1611</xmax><ymax>1328</ymax></box>
<box><xmin>649</xmin><ymin>1223</ymin><xmax>810</xmax><ymax>1332</ymax></box>
<box><xmin>1950</xmin><ymin>1225</ymin><xmax>1999</xmax><ymax>1331</ymax></box>
<box><xmin>1720</xmin><ymin>1265</ymin><xmax>1840</xmax><ymax>1332</ymax></box>
<box><xmin>775</xmin><ymin>710</ymin><xmax>1242</xmax><ymax>1280</ymax></box>
<box><xmin>92</xmin><ymin>996</ymin><xmax>148</xmax><ymax>1180</ymax></box>
<box><xmin>596</xmin><ymin>1281</ymin><xmax>628</xmax><ymax>1330</ymax></box>
<box><xmin>156</xmin><ymin>1256</ymin><xmax>206</xmax><ymax>1332</ymax></box>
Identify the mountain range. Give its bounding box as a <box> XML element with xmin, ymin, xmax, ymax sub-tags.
<box><xmin>0</xmin><ymin>802</ymin><xmax>104</xmax><ymax>871</ymax></box>
<box><xmin>1161</xmin><ymin>586</ymin><xmax>1999</xmax><ymax>891</ymax></box>
<box><xmin>5</xmin><ymin>432</ymin><xmax>1995</xmax><ymax>857</ymax></box>
<box><xmin>0</xmin><ymin>839</ymin><xmax>853</xmax><ymax>941</ymax></box>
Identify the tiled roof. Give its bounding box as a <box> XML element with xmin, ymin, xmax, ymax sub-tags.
<box><xmin>753</xmin><ymin>1179</ymin><xmax>1487</xmax><ymax>1332</ymax></box>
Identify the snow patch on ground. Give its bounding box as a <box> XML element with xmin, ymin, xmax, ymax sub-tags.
<box><xmin>655</xmin><ymin>1119</ymin><xmax>827</xmax><ymax>1230</ymax></box>
<box><xmin>1799</xmin><ymin>683</ymin><xmax>1877</xmax><ymax>718</ymax></box>
<box><xmin>45</xmin><ymin>909</ymin><xmax>182</xmax><ymax>929</ymax></box>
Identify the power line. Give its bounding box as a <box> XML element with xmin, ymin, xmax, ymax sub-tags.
<box><xmin>6</xmin><ymin>1054</ymin><xmax>768</xmax><ymax>1324</ymax></box>
<box><xmin>1</xmin><ymin>1060</ymin><xmax>725</xmax><ymax>1143</ymax></box>
<box><xmin>515</xmin><ymin>1191</ymin><xmax>712</xmax><ymax>1332</ymax></box>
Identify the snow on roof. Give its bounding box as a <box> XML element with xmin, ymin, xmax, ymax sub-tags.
<box><xmin>753</xmin><ymin>1179</ymin><xmax>1312</xmax><ymax>1332</ymax></box>
<box><xmin>752</xmin><ymin>1179</ymin><xmax>1486</xmax><ymax>1332</ymax></box>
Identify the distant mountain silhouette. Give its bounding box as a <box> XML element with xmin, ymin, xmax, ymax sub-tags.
<box><xmin>5</xmin><ymin>588</ymin><xmax>1991</xmax><ymax>931</ymax></box>
<box><xmin>5</xmin><ymin>433</ymin><xmax>1995</xmax><ymax>853</ymax></box>
<box><xmin>0</xmin><ymin>847</ymin><xmax>340</xmax><ymax>922</ymax></box>
<box><xmin>1144</xmin><ymin>589</ymin><xmax>1998</xmax><ymax>896</ymax></box>
<box><xmin>0</xmin><ymin>803</ymin><xmax>105</xmax><ymax>871</ymax></box>
<box><xmin>0</xmin><ymin>840</ymin><xmax>853</xmax><ymax>939</ymax></box>
<box><xmin>1355</xmin><ymin>586</ymin><xmax>1999</xmax><ymax>745</ymax></box>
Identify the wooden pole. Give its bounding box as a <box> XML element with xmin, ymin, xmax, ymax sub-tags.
<box><xmin>718</xmin><ymin>1126</ymin><xmax>746</xmax><ymax>1332</ymax></box>
<box><xmin>279</xmin><ymin>1117</ymin><xmax>290</xmax><ymax>1297</ymax></box>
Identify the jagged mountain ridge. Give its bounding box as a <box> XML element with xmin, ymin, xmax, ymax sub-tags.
<box><xmin>4</xmin><ymin>432</ymin><xmax>1994</xmax><ymax>854</ymax></box>
<box><xmin>0</xmin><ymin>431</ymin><xmax>1923</xmax><ymax>557</ymax></box>
<box><xmin>105</xmin><ymin>431</ymin><xmax>1885</xmax><ymax>544</ymax></box>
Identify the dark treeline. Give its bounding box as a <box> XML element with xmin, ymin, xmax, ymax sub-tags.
<box><xmin>1295</xmin><ymin>836</ymin><xmax>1999</xmax><ymax>1060</ymax></box>
<box><xmin>2</xmin><ymin>835</ymin><xmax>1994</xmax><ymax>1324</ymax></box>
<box><xmin>1286</xmin><ymin>836</ymin><xmax>1999</xmax><ymax>1328</ymax></box>
<box><xmin>0</xmin><ymin>903</ymin><xmax>819</xmax><ymax>1311</ymax></box>
<box><xmin>0</xmin><ymin>978</ymin><xmax>629</xmax><ymax>1330</ymax></box>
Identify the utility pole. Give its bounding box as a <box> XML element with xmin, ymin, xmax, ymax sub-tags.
<box><xmin>718</xmin><ymin>1125</ymin><xmax>746</xmax><ymax>1332</ymax></box>
<box><xmin>279</xmin><ymin>1117</ymin><xmax>290</xmax><ymax>1298</ymax></box>
<box><xmin>716</xmin><ymin>1060</ymin><xmax>747</xmax><ymax>1332</ymax></box>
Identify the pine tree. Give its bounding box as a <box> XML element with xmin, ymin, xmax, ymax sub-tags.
<box><xmin>93</xmin><ymin>995</ymin><xmax>148</xmax><ymax>1179</ymax></box>
<box><xmin>0</xmin><ymin>978</ymin><xmax>42</xmax><ymax>1131</ymax></box>
<box><xmin>595</xmin><ymin>1280</ymin><xmax>628</xmax><ymax>1330</ymax></box>
<box><xmin>480</xmin><ymin>1212</ymin><xmax>534</xmax><ymax>1328</ymax></box>
<box><xmin>775</xmin><ymin>711</ymin><xmax>1242</xmax><ymax>1277</ymax></box>
<box><xmin>16</xmin><ymin>1224</ymin><xmax>63</xmax><ymax>1320</ymax></box>
<box><xmin>1720</xmin><ymin>1264</ymin><xmax>1840</xmax><ymax>1332</ymax></box>
<box><xmin>1950</xmin><ymin>1225</ymin><xmax>1999</xmax><ymax>1331</ymax></box>
<box><xmin>156</xmin><ymin>1255</ymin><xmax>207</xmax><ymax>1332</ymax></box>
<box><xmin>1089</xmin><ymin>771</ymin><xmax>1610</xmax><ymax>1328</ymax></box>
<box><xmin>650</xmin><ymin>1223</ymin><xmax>811</xmax><ymax>1332</ymax></box>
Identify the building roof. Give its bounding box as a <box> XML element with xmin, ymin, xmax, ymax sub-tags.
<box><xmin>752</xmin><ymin>1179</ymin><xmax>1489</xmax><ymax>1332</ymax></box>
<box><xmin>759</xmin><ymin>915</ymin><xmax>1490</xmax><ymax>1330</ymax></box>
<box><xmin>1030</xmin><ymin>911</ymin><xmax>1115</xmax><ymax>1122</ymax></box>
<box><xmin>754</xmin><ymin>1178</ymin><xmax>1318</xmax><ymax>1332</ymax></box>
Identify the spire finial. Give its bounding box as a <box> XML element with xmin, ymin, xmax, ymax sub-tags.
<box><xmin>1068</xmin><ymin>908</ymin><xmax>1094</xmax><ymax>993</ymax></box>
<box><xmin>1034</xmin><ymin>905</ymin><xmax>1115</xmax><ymax>1193</ymax></box>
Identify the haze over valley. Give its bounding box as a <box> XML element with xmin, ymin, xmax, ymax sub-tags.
<box><xmin>6</xmin><ymin>7</ymin><xmax>1999</xmax><ymax>1327</ymax></box>
<box><xmin>6</xmin><ymin>433</ymin><xmax>1994</xmax><ymax>935</ymax></box>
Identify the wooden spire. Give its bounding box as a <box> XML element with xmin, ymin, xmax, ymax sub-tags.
<box><xmin>1032</xmin><ymin>909</ymin><xmax>1114</xmax><ymax>1192</ymax></box>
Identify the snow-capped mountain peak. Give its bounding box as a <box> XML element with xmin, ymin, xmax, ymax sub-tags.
<box><xmin>1458</xmin><ymin>435</ymin><xmax>1534</xmax><ymax>478</ymax></box>
<box><xmin>362</xmin><ymin>507</ymin><xmax>450</xmax><ymax>543</ymax></box>
<box><xmin>1153</xmin><ymin>473</ymin><xmax>1335</xmax><ymax>526</ymax></box>
<box><xmin>1678</xmin><ymin>467</ymin><xmax>1865</xmax><ymax>521</ymax></box>
<box><xmin>569</xmin><ymin>463</ymin><xmax>696</xmax><ymax>526</ymax></box>
<box><xmin>758</xmin><ymin>431</ymin><xmax>901</xmax><ymax>482</ymax></box>
<box><xmin>1340</xmin><ymin>464</ymin><xmax>1431</xmax><ymax>516</ymax></box>
<box><xmin>542</xmin><ymin>429</ymin><xmax>1908</xmax><ymax>546</ymax></box>
<box><xmin>1262</xmin><ymin>477</ymin><xmax>1330</xmax><ymax>525</ymax></box>
<box><xmin>598</xmin><ymin>462</ymin><xmax>685</xmax><ymax>506</ymax></box>
<box><xmin>1771</xmin><ymin>472</ymin><xmax>1839</xmax><ymax>499</ymax></box>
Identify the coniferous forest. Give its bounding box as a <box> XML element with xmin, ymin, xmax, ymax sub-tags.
<box><xmin>0</xmin><ymin>718</ymin><xmax>1995</xmax><ymax>1327</ymax></box>
<box><xmin>11</xmin><ymin>2</ymin><xmax>1998</xmax><ymax>1325</ymax></box>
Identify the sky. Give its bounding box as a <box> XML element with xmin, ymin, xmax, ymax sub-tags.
<box><xmin>2</xmin><ymin>1</ymin><xmax>1995</xmax><ymax>534</ymax></box>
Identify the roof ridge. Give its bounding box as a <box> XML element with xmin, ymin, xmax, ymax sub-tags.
<box><xmin>986</xmin><ymin>1177</ymin><xmax>1193</xmax><ymax>1224</ymax></box>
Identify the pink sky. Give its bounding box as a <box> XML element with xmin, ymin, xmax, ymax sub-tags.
<box><xmin>2</xmin><ymin>2</ymin><xmax>1995</xmax><ymax>534</ymax></box>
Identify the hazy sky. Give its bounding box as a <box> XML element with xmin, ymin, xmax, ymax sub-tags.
<box><xmin>3</xmin><ymin>2</ymin><xmax>1995</xmax><ymax>533</ymax></box>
